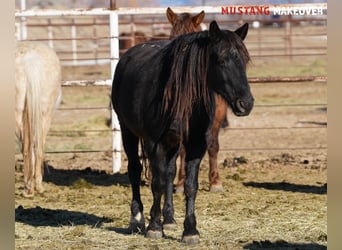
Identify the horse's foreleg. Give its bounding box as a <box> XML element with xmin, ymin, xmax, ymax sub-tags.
<box><xmin>146</xmin><ymin>126</ymin><xmax>181</xmax><ymax>237</ymax></box>
<box><xmin>175</xmin><ymin>144</ymin><xmax>186</xmax><ymax>193</ymax></box>
<box><xmin>182</xmin><ymin>138</ymin><xmax>207</xmax><ymax>244</ymax></box>
<box><xmin>146</xmin><ymin>141</ymin><xmax>178</xmax><ymax>238</ymax></box>
<box><xmin>121</xmin><ymin>126</ymin><xmax>145</xmax><ymax>234</ymax></box>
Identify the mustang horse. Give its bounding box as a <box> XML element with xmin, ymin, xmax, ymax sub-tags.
<box><xmin>111</xmin><ymin>21</ymin><xmax>253</xmax><ymax>244</ymax></box>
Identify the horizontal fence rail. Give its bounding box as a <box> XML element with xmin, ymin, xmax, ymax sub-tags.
<box><xmin>60</xmin><ymin>76</ymin><xmax>327</xmax><ymax>87</ymax></box>
<box><xmin>14</xmin><ymin>4</ymin><xmax>327</xmax><ymax>17</ymax></box>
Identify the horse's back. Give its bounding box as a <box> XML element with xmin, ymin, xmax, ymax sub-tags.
<box><xmin>15</xmin><ymin>42</ymin><xmax>61</xmax><ymax>128</ymax></box>
<box><xmin>112</xmin><ymin>40</ymin><xmax>171</xmax><ymax>138</ymax></box>
<box><xmin>115</xmin><ymin>40</ymin><xmax>169</xmax><ymax>78</ymax></box>
<box><xmin>15</xmin><ymin>42</ymin><xmax>61</xmax><ymax>100</ymax></box>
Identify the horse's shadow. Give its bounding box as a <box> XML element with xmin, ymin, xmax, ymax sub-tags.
<box><xmin>42</xmin><ymin>164</ymin><xmax>131</xmax><ymax>187</ymax></box>
<box><xmin>15</xmin><ymin>205</ymin><xmax>113</xmax><ymax>227</ymax></box>
<box><xmin>243</xmin><ymin>240</ymin><xmax>326</xmax><ymax>250</ymax></box>
<box><xmin>106</xmin><ymin>226</ymin><xmax>132</xmax><ymax>235</ymax></box>
<box><xmin>243</xmin><ymin>181</ymin><xmax>327</xmax><ymax>195</ymax></box>
<box><xmin>15</xmin><ymin>164</ymin><xmax>136</xmax><ymax>229</ymax></box>
<box><xmin>15</xmin><ymin>205</ymin><xmax>177</xmax><ymax>240</ymax></box>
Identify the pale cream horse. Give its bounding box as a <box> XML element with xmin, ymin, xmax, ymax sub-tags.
<box><xmin>15</xmin><ymin>42</ymin><xmax>62</xmax><ymax>197</ymax></box>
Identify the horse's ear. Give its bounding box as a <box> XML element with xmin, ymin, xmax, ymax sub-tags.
<box><xmin>209</xmin><ymin>21</ymin><xmax>221</xmax><ymax>42</ymax></box>
<box><xmin>235</xmin><ymin>23</ymin><xmax>249</xmax><ymax>41</ymax></box>
<box><xmin>166</xmin><ymin>7</ymin><xmax>178</xmax><ymax>25</ymax></box>
<box><xmin>192</xmin><ymin>10</ymin><xmax>205</xmax><ymax>27</ymax></box>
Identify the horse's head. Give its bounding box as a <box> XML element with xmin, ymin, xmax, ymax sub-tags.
<box><xmin>167</xmin><ymin>7</ymin><xmax>205</xmax><ymax>39</ymax></box>
<box><xmin>207</xmin><ymin>21</ymin><xmax>254</xmax><ymax>116</ymax></box>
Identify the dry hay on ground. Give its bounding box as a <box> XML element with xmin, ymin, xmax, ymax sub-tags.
<box><xmin>15</xmin><ymin>150</ymin><xmax>327</xmax><ymax>249</ymax></box>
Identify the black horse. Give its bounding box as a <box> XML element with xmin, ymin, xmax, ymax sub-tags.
<box><xmin>111</xmin><ymin>21</ymin><xmax>254</xmax><ymax>244</ymax></box>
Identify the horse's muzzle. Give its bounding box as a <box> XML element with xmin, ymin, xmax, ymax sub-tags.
<box><xmin>234</xmin><ymin>97</ymin><xmax>254</xmax><ymax>116</ymax></box>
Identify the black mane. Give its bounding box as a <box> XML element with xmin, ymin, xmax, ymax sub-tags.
<box><xmin>161</xmin><ymin>30</ymin><xmax>250</xmax><ymax>134</ymax></box>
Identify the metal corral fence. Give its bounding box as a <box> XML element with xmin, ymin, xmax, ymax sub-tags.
<box><xmin>15</xmin><ymin>4</ymin><xmax>327</xmax><ymax>172</ymax></box>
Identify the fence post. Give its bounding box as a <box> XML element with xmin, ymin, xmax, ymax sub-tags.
<box><xmin>109</xmin><ymin>11</ymin><xmax>121</xmax><ymax>173</ymax></box>
<box><xmin>285</xmin><ymin>15</ymin><xmax>293</xmax><ymax>61</ymax></box>
<box><xmin>47</xmin><ymin>18</ymin><xmax>54</xmax><ymax>49</ymax></box>
<box><xmin>92</xmin><ymin>18</ymin><xmax>98</xmax><ymax>65</ymax></box>
<box><xmin>20</xmin><ymin>0</ymin><xmax>27</xmax><ymax>40</ymax></box>
<box><xmin>71</xmin><ymin>18</ymin><xmax>78</xmax><ymax>65</ymax></box>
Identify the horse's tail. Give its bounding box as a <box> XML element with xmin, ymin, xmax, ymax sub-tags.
<box><xmin>22</xmin><ymin>52</ymin><xmax>44</xmax><ymax>194</ymax></box>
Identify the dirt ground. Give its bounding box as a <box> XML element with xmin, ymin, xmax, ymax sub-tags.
<box><xmin>15</xmin><ymin>79</ymin><xmax>327</xmax><ymax>249</ymax></box>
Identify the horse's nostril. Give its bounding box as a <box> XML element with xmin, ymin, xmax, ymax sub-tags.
<box><xmin>236</xmin><ymin>99</ymin><xmax>246</xmax><ymax>113</ymax></box>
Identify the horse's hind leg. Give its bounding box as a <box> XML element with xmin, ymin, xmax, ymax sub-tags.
<box><xmin>121</xmin><ymin>125</ymin><xmax>145</xmax><ymax>234</ymax></box>
<box><xmin>34</xmin><ymin>159</ymin><xmax>45</xmax><ymax>194</ymax></box>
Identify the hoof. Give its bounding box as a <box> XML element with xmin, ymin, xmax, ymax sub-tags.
<box><xmin>129</xmin><ymin>222</ymin><xmax>145</xmax><ymax>234</ymax></box>
<box><xmin>129</xmin><ymin>212</ymin><xmax>145</xmax><ymax>234</ymax></box>
<box><xmin>36</xmin><ymin>186</ymin><xmax>45</xmax><ymax>194</ymax></box>
<box><xmin>146</xmin><ymin>230</ymin><xmax>163</xmax><ymax>239</ymax></box>
<box><xmin>22</xmin><ymin>189</ymin><xmax>34</xmax><ymax>198</ymax></box>
<box><xmin>163</xmin><ymin>223</ymin><xmax>177</xmax><ymax>231</ymax></box>
<box><xmin>182</xmin><ymin>234</ymin><xmax>200</xmax><ymax>245</ymax></box>
<box><xmin>209</xmin><ymin>184</ymin><xmax>224</xmax><ymax>193</ymax></box>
